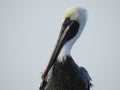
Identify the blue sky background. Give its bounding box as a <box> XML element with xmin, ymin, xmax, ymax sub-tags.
<box><xmin>0</xmin><ymin>0</ymin><xmax>120</xmax><ymax>90</ymax></box>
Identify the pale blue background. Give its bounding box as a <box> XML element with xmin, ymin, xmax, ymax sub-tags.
<box><xmin>0</xmin><ymin>0</ymin><xmax>120</xmax><ymax>90</ymax></box>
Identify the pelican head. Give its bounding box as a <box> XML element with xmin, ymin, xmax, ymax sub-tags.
<box><xmin>42</xmin><ymin>7</ymin><xmax>88</xmax><ymax>79</ymax></box>
<box><xmin>63</xmin><ymin>6</ymin><xmax>87</xmax><ymax>25</ymax></box>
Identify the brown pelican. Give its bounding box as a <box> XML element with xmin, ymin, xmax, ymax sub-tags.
<box><xmin>40</xmin><ymin>6</ymin><xmax>92</xmax><ymax>90</ymax></box>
